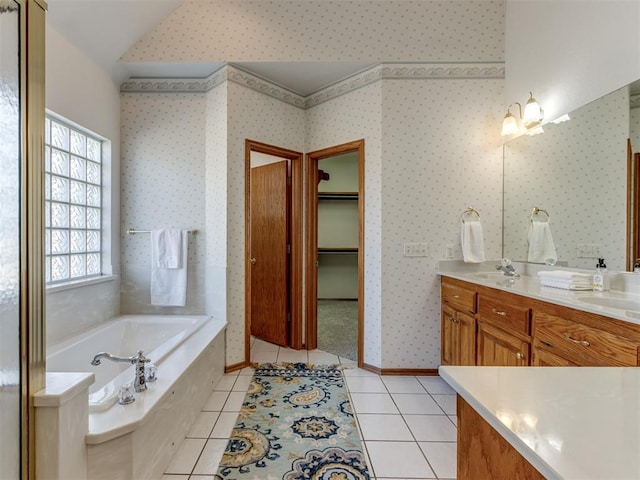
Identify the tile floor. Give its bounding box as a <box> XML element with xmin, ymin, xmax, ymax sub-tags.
<box><xmin>161</xmin><ymin>339</ymin><xmax>457</xmax><ymax>480</ymax></box>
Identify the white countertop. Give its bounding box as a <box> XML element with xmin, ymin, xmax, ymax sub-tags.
<box><xmin>439</xmin><ymin>366</ymin><xmax>640</xmax><ymax>480</ymax></box>
<box><xmin>439</xmin><ymin>263</ymin><xmax>640</xmax><ymax>327</ymax></box>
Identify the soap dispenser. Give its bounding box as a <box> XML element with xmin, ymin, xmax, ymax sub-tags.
<box><xmin>592</xmin><ymin>258</ymin><xmax>607</xmax><ymax>292</ymax></box>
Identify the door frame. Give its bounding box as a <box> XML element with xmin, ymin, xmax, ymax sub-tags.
<box><xmin>245</xmin><ymin>140</ymin><xmax>304</xmax><ymax>364</ymax></box>
<box><xmin>305</xmin><ymin>139</ymin><xmax>365</xmax><ymax>366</ymax></box>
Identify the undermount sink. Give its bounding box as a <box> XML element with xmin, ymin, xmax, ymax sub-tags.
<box><xmin>468</xmin><ymin>272</ymin><xmax>518</xmax><ymax>280</ymax></box>
<box><xmin>578</xmin><ymin>296</ymin><xmax>640</xmax><ymax>311</ymax></box>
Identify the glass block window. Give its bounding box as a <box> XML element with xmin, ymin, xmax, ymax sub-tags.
<box><xmin>44</xmin><ymin>115</ymin><xmax>102</xmax><ymax>284</ymax></box>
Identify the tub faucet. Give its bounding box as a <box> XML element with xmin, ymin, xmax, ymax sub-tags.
<box><xmin>91</xmin><ymin>350</ymin><xmax>150</xmax><ymax>392</ymax></box>
<box><xmin>496</xmin><ymin>258</ymin><xmax>520</xmax><ymax>277</ymax></box>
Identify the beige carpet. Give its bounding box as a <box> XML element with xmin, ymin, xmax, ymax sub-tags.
<box><xmin>317</xmin><ymin>299</ymin><xmax>358</xmax><ymax>361</ymax></box>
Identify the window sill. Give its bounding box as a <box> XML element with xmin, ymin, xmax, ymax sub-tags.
<box><xmin>46</xmin><ymin>275</ymin><xmax>118</xmax><ymax>294</ymax></box>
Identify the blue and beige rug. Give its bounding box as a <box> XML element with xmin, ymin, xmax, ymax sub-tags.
<box><xmin>215</xmin><ymin>362</ymin><xmax>370</xmax><ymax>480</ymax></box>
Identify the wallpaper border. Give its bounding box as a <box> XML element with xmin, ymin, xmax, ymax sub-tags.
<box><xmin>120</xmin><ymin>62</ymin><xmax>505</xmax><ymax>109</ymax></box>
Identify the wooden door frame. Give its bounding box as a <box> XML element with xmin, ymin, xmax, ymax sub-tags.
<box><xmin>245</xmin><ymin>140</ymin><xmax>304</xmax><ymax>366</ymax></box>
<box><xmin>305</xmin><ymin>139</ymin><xmax>365</xmax><ymax>366</ymax></box>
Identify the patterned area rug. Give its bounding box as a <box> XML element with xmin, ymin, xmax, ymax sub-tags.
<box><xmin>215</xmin><ymin>363</ymin><xmax>370</xmax><ymax>480</ymax></box>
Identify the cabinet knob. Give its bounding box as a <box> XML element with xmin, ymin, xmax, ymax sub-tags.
<box><xmin>250</xmin><ymin>258</ymin><xmax>257</xmax><ymax>265</ymax></box>
<box><xmin>452</xmin><ymin>295</ymin><xmax>460</xmax><ymax>299</ymax></box>
<box><xmin>492</xmin><ymin>309</ymin><xmax>508</xmax><ymax>316</ymax></box>
<box><xmin>516</xmin><ymin>352</ymin><xmax>524</xmax><ymax>360</ymax></box>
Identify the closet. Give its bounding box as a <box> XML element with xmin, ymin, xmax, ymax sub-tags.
<box><xmin>316</xmin><ymin>151</ymin><xmax>359</xmax><ymax>360</ymax></box>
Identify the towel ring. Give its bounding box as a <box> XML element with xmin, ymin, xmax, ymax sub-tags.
<box><xmin>530</xmin><ymin>207</ymin><xmax>550</xmax><ymax>222</ymax></box>
<box><xmin>460</xmin><ymin>207</ymin><xmax>480</xmax><ymax>223</ymax></box>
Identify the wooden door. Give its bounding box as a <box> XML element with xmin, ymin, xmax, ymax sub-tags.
<box><xmin>250</xmin><ymin>161</ymin><xmax>289</xmax><ymax>346</ymax></box>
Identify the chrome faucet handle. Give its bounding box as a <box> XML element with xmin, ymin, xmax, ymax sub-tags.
<box><xmin>132</xmin><ymin>350</ymin><xmax>150</xmax><ymax>393</ymax></box>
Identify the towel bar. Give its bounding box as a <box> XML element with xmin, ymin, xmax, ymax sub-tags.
<box><xmin>460</xmin><ymin>207</ymin><xmax>480</xmax><ymax>223</ymax></box>
<box><xmin>530</xmin><ymin>207</ymin><xmax>550</xmax><ymax>222</ymax></box>
<box><xmin>127</xmin><ymin>228</ymin><xmax>199</xmax><ymax>235</ymax></box>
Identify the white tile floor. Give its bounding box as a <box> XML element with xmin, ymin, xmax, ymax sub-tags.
<box><xmin>161</xmin><ymin>339</ymin><xmax>457</xmax><ymax>480</ymax></box>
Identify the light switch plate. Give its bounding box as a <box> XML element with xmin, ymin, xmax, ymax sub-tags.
<box><xmin>576</xmin><ymin>243</ymin><xmax>601</xmax><ymax>258</ymax></box>
<box><xmin>404</xmin><ymin>243</ymin><xmax>428</xmax><ymax>257</ymax></box>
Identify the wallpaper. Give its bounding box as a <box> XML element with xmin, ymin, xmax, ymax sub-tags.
<box><xmin>503</xmin><ymin>87</ymin><xmax>628</xmax><ymax>271</ymax></box>
<box><xmin>306</xmin><ymin>81</ymin><xmax>384</xmax><ymax>367</ymax></box>
<box><xmin>379</xmin><ymin>78</ymin><xmax>504</xmax><ymax>368</ymax></box>
<box><xmin>224</xmin><ymin>81</ymin><xmax>306</xmax><ymax>366</ymax></box>
<box><xmin>117</xmin><ymin>0</ymin><xmax>507</xmax><ymax>369</ymax></box>
<box><xmin>119</xmin><ymin>65</ymin><xmax>504</xmax><ymax>369</ymax></box>
<box><xmin>120</xmin><ymin>93</ymin><xmax>207</xmax><ymax>313</ymax></box>
<box><xmin>123</xmin><ymin>0</ymin><xmax>504</xmax><ymax>63</ymax></box>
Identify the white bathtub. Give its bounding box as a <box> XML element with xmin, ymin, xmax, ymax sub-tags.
<box><xmin>40</xmin><ymin>314</ymin><xmax>227</xmax><ymax>480</ymax></box>
<box><xmin>47</xmin><ymin>314</ymin><xmax>209</xmax><ymax>411</ymax></box>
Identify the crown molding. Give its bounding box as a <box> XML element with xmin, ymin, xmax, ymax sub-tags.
<box><xmin>120</xmin><ymin>67</ymin><xmax>227</xmax><ymax>93</ymax></box>
<box><xmin>120</xmin><ymin>62</ymin><xmax>505</xmax><ymax>110</ymax></box>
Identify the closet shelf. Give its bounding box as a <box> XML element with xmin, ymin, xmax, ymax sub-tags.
<box><xmin>318</xmin><ymin>192</ymin><xmax>358</xmax><ymax>200</ymax></box>
<box><xmin>318</xmin><ymin>247</ymin><xmax>358</xmax><ymax>254</ymax></box>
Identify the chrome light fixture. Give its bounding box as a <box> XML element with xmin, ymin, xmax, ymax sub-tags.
<box><xmin>501</xmin><ymin>91</ymin><xmax>544</xmax><ymax>136</ymax></box>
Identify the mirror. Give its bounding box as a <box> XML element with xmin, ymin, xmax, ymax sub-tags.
<box><xmin>503</xmin><ymin>81</ymin><xmax>640</xmax><ymax>272</ymax></box>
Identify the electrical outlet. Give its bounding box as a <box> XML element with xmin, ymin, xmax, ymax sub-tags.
<box><xmin>576</xmin><ymin>243</ymin><xmax>601</xmax><ymax>258</ymax></box>
<box><xmin>445</xmin><ymin>244</ymin><xmax>454</xmax><ymax>259</ymax></box>
<box><xmin>404</xmin><ymin>243</ymin><xmax>428</xmax><ymax>257</ymax></box>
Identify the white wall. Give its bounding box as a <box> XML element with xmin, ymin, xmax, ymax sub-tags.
<box><xmin>505</xmin><ymin>0</ymin><xmax>640</xmax><ymax>123</ymax></box>
<box><xmin>45</xmin><ymin>26</ymin><xmax>121</xmax><ymax>344</ymax></box>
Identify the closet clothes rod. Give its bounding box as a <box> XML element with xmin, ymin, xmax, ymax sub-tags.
<box><xmin>127</xmin><ymin>228</ymin><xmax>199</xmax><ymax>235</ymax></box>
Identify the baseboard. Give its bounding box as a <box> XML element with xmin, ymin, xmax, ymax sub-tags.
<box><xmin>225</xmin><ymin>361</ymin><xmax>249</xmax><ymax>373</ymax></box>
<box><xmin>361</xmin><ymin>363</ymin><xmax>439</xmax><ymax>376</ymax></box>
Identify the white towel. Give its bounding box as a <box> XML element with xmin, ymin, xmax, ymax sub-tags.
<box><xmin>537</xmin><ymin>270</ymin><xmax>592</xmax><ymax>281</ymax></box>
<box><xmin>153</xmin><ymin>229</ymin><xmax>183</xmax><ymax>268</ymax></box>
<box><xmin>461</xmin><ymin>220</ymin><xmax>485</xmax><ymax>263</ymax></box>
<box><xmin>541</xmin><ymin>279</ymin><xmax>593</xmax><ymax>291</ymax></box>
<box><xmin>150</xmin><ymin>229</ymin><xmax>188</xmax><ymax>306</ymax></box>
<box><xmin>527</xmin><ymin>220</ymin><xmax>557</xmax><ymax>264</ymax></box>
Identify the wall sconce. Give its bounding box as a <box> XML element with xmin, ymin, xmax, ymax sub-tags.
<box><xmin>501</xmin><ymin>92</ymin><xmax>544</xmax><ymax>136</ymax></box>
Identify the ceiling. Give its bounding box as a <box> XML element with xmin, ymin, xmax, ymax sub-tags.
<box><xmin>46</xmin><ymin>0</ymin><xmax>377</xmax><ymax>96</ymax></box>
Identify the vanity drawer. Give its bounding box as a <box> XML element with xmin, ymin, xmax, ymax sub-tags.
<box><xmin>478</xmin><ymin>296</ymin><xmax>530</xmax><ymax>335</ymax></box>
<box><xmin>533</xmin><ymin>312</ymin><xmax>640</xmax><ymax>366</ymax></box>
<box><xmin>442</xmin><ymin>281</ymin><xmax>476</xmax><ymax>314</ymax></box>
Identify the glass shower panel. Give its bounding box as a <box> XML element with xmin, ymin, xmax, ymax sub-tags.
<box><xmin>0</xmin><ymin>1</ymin><xmax>22</xmax><ymax>478</ymax></box>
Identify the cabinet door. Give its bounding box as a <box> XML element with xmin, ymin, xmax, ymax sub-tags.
<box><xmin>532</xmin><ymin>342</ymin><xmax>580</xmax><ymax>366</ymax></box>
<box><xmin>457</xmin><ymin>310</ymin><xmax>477</xmax><ymax>365</ymax></box>
<box><xmin>441</xmin><ymin>305</ymin><xmax>456</xmax><ymax>365</ymax></box>
<box><xmin>477</xmin><ymin>321</ymin><xmax>529</xmax><ymax>366</ymax></box>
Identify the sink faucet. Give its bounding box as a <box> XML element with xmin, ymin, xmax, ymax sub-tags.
<box><xmin>91</xmin><ymin>350</ymin><xmax>150</xmax><ymax>392</ymax></box>
<box><xmin>496</xmin><ymin>258</ymin><xmax>520</xmax><ymax>277</ymax></box>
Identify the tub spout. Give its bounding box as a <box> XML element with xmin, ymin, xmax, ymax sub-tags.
<box><xmin>90</xmin><ymin>350</ymin><xmax>151</xmax><ymax>392</ymax></box>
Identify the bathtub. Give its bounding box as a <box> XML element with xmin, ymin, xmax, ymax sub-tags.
<box><xmin>47</xmin><ymin>314</ymin><xmax>210</xmax><ymax>412</ymax></box>
<box><xmin>40</xmin><ymin>314</ymin><xmax>227</xmax><ymax>480</ymax></box>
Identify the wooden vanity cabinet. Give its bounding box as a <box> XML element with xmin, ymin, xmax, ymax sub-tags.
<box><xmin>441</xmin><ymin>278</ymin><xmax>477</xmax><ymax>366</ymax></box>
<box><xmin>531</xmin><ymin>306</ymin><xmax>640</xmax><ymax>367</ymax></box>
<box><xmin>441</xmin><ymin>276</ymin><xmax>640</xmax><ymax>367</ymax></box>
<box><xmin>476</xmin><ymin>288</ymin><xmax>531</xmax><ymax>366</ymax></box>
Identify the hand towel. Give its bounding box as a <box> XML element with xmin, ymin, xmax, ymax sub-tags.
<box><xmin>527</xmin><ymin>220</ymin><xmax>557</xmax><ymax>264</ymax></box>
<box><xmin>153</xmin><ymin>228</ymin><xmax>183</xmax><ymax>269</ymax></box>
<box><xmin>150</xmin><ymin>229</ymin><xmax>188</xmax><ymax>306</ymax></box>
<box><xmin>461</xmin><ymin>220</ymin><xmax>485</xmax><ymax>263</ymax></box>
